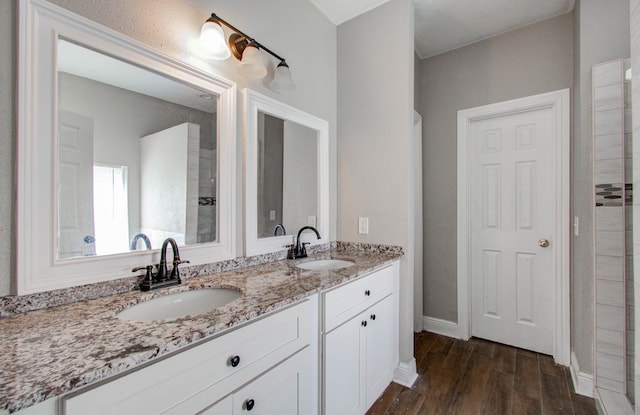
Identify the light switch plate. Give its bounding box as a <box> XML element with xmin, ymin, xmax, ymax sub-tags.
<box><xmin>358</xmin><ymin>217</ymin><xmax>369</xmax><ymax>235</ymax></box>
<box><xmin>270</xmin><ymin>210</ymin><xmax>276</xmax><ymax>221</ymax></box>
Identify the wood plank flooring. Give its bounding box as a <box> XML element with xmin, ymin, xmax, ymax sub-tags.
<box><xmin>367</xmin><ymin>332</ymin><xmax>598</xmax><ymax>415</ymax></box>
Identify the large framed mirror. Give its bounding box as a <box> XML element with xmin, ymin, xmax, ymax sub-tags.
<box><xmin>244</xmin><ymin>89</ymin><xmax>329</xmax><ymax>256</ymax></box>
<box><xmin>17</xmin><ymin>0</ymin><xmax>236</xmax><ymax>294</ymax></box>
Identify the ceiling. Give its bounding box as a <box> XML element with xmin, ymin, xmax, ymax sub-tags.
<box><xmin>310</xmin><ymin>0</ymin><xmax>575</xmax><ymax>59</ymax></box>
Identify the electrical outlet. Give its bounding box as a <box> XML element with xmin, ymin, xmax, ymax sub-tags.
<box><xmin>270</xmin><ymin>210</ymin><xmax>276</xmax><ymax>221</ymax></box>
<box><xmin>358</xmin><ymin>217</ymin><xmax>369</xmax><ymax>235</ymax></box>
<box><xmin>574</xmin><ymin>216</ymin><xmax>579</xmax><ymax>236</ymax></box>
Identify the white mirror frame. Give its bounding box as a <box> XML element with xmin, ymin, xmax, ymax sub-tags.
<box><xmin>243</xmin><ymin>89</ymin><xmax>329</xmax><ymax>256</ymax></box>
<box><xmin>17</xmin><ymin>0</ymin><xmax>236</xmax><ymax>294</ymax></box>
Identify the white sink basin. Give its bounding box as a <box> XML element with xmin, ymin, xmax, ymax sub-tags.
<box><xmin>117</xmin><ymin>288</ymin><xmax>241</xmax><ymax>321</ymax></box>
<box><xmin>297</xmin><ymin>259</ymin><xmax>356</xmax><ymax>271</ymax></box>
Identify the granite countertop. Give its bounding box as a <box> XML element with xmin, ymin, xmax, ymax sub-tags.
<box><xmin>0</xmin><ymin>248</ymin><xmax>401</xmax><ymax>413</ymax></box>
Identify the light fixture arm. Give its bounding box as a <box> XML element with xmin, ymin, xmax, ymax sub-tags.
<box><xmin>208</xmin><ymin>13</ymin><xmax>286</xmax><ymax>63</ymax></box>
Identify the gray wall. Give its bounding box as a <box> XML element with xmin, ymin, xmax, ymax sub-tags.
<box><xmin>337</xmin><ymin>0</ymin><xmax>415</xmax><ymax>363</ymax></box>
<box><xmin>282</xmin><ymin>121</ymin><xmax>318</xmax><ymax>234</ymax></box>
<box><xmin>417</xmin><ymin>13</ymin><xmax>574</xmax><ymax>322</ymax></box>
<box><xmin>257</xmin><ymin>114</ymin><xmax>284</xmax><ymax>238</ymax></box>
<box><xmin>1</xmin><ymin>0</ymin><xmax>337</xmax><ymax>296</ymax></box>
<box><xmin>572</xmin><ymin>0</ymin><xmax>630</xmax><ymax>374</ymax></box>
<box><xmin>0</xmin><ymin>1</ymin><xmax>15</xmax><ymax>295</ymax></box>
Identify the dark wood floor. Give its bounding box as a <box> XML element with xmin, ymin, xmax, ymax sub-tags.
<box><xmin>367</xmin><ymin>331</ymin><xmax>598</xmax><ymax>415</ymax></box>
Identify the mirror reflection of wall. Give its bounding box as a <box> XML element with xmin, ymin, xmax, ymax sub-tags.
<box><xmin>56</xmin><ymin>39</ymin><xmax>218</xmax><ymax>260</ymax></box>
<box><xmin>256</xmin><ymin>111</ymin><xmax>318</xmax><ymax>239</ymax></box>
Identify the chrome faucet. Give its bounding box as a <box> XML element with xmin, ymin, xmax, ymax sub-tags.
<box><xmin>273</xmin><ymin>224</ymin><xmax>286</xmax><ymax>236</ymax></box>
<box><xmin>287</xmin><ymin>226</ymin><xmax>321</xmax><ymax>259</ymax></box>
<box><xmin>132</xmin><ymin>237</ymin><xmax>189</xmax><ymax>291</ymax></box>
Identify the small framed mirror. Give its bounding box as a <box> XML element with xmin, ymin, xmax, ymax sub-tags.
<box><xmin>17</xmin><ymin>0</ymin><xmax>236</xmax><ymax>294</ymax></box>
<box><xmin>243</xmin><ymin>89</ymin><xmax>329</xmax><ymax>256</ymax></box>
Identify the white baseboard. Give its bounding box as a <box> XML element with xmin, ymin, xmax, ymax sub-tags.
<box><xmin>393</xmin><ymin>358</ymin><xmax>418</xmax><ymax>388</ymax></box>
<box><xmin>422</xmin><ymin>316</ymin><xmax>461</xmax><ymax>338</ymax></box>
<box><xmin>570</xmin><ymin>351</ymin><xmax>594</xmax><ymax>397</ymax></box>
<box><xmin>595</xmin><ymin>387</ymin><xmax>634</xmax><ymax>415</ymax></box>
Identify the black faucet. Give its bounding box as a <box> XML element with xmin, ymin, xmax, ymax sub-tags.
<box><xmin>132</xmin><ymin>237</ymin><xmax>189</xmax><ymax>291</ymax></box>
<box><xmin>287</xmin><ymin>226</ymin><xmax>321</xmax><ymax>259</ymax></box>
<box><xmin>273</xmin><ymin>224</ymin><xmax>286</xmax><ymax>236</ymax></box>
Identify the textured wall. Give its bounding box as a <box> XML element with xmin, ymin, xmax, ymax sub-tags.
<box><xmin>0</xmin><ymin>1</ymin><xmax>15</xmax><ymax>296</ymax></box>
<box><xmin>337</xmin><ymin>0</ymin><xmax>415</xmax><ymax>364</ymax></box>
<box><xmin>1</xmin><ymin>0</ymin><xmax>337</xmax><ymax>296</ymax></box>
<box><xmin>417</xmin><ymin>13</ymin><xmax>574</xmax><ymax>322</ymax></box>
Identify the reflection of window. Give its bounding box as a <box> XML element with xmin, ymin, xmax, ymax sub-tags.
<box><xmin>93</xmin><ymin>165</ymin><xmax>129</xmax><ymax>255</ymax></box>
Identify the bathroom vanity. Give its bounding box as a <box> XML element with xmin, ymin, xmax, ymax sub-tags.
<box><xmin>1</xmin><ymin>251</ymin><xmax>401</xmax><ymax>415</ymax></box>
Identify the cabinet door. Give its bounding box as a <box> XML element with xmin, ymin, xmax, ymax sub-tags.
<box><xmin>199</xmin><ymin>395</ymin><xmax>232</xmax><ymax>415</ymax></box>
<box><xmin>324</xmin><ymin>314</ymin><xmax>366</xmax><ymax>415</ymax></box>
<box><xmin>365</xmin><ymin>295</ymin><xmax>395</xmax><ymax>408</ymax></box>
<box><xmin>232</xmin><ymin>347</ymin><xmax>313</xmax><ymax>415</ymax></box>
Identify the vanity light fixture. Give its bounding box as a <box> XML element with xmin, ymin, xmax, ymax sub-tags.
<box><xmin>200</xmin><ymin>13</ymin><xmax>296</xmax><ymax>92</ymax></box>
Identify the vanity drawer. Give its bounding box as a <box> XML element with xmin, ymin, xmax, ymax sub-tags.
<box><xmin>323</xmin><ymin>263</ymin><xmax>396</xmax><ymax>332</ymax></box>
<box><xmin>62</xmin><ymin>299</ymin><xmax>312</xmax><ymax>415</ymax></box>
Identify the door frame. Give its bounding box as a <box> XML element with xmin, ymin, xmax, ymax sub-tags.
<box><xmin>456</xmin><ymin>88</ymin><xmax>570</xmax><ymax>365</ymax></box>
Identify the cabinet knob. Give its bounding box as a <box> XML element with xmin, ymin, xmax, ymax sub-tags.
<box><xmin>361</xmin><ymin>320</ymin><xmax>367</xmax><ymax>327</ymax></box>
<box><xmin>364</xmin><ymin>289</ymin><xmax>371</xmax><ymax>296</ymax></box>
<box><xmin>370</xmin><ymin>314</ymin><xmax>376</xmax><ymax>320</ymax></box>
<box><xmin>229</xmin><ymin>355</ymin><xmax>241</xmax><ymax>368</ymax></box>
<box><xmin>245</xmin><ymin>398</ymin><xmax>255</xmax><ymax>411</ymax></box>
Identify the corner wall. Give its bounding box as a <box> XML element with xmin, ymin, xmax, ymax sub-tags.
<box><xmin>0</xmin><ymin>0</ymin><xmax>15</xmax><ymax>295</ymax></box>
<box><xmin>337</xmin><ymin>0</ymin><xmax>415</xmax><ymax>366</ymax></box>
<box><xmin>572</xmin><ymin>0</ymin><xmax>630</xmax><ymax>375</ymax></box>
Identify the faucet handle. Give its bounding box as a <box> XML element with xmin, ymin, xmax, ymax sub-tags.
<box><xmin>170</xmin><ymin>259</ymin><xmax>189</xmax><ymax>279</ymax></box>
<box><xmin>285</xmin><ymin>243</ymin><xmax>297</xmax><ymax>259</ymax></box>
<box><xmin>301</xmin><ymin>242</ymin><xmax>311</xmax><ymax>256</ymax></box>
<box><xmin>132</xmin><ymin>265</ymin><xmax>155</xmax><ymax>288</ymax></box>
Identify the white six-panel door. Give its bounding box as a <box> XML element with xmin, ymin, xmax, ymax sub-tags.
<box><xmin>57</xmin><ymin>110</ymin><xmax>95</xmax><ymax>259</ymax></box>
<box><xmin>469</xmin><ymin>107</ymin><xmax>554</xmax><ymax>354</ymax></box>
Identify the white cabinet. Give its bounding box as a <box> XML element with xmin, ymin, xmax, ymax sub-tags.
<box><xmin>323</xmin><ymin>262</ymin><xmax>399</xmax><ymax>415</ymax></box>
<box><xmin>325</xmin><ymin>312</ymin><xmax>365</xmax><ymax>415</ymax></box>
<box><xmin>198</xmin><ymin>396</ymin><xmax>232</xmax><ymax>415</ymax></box>
<box><xmin>183</xmin><ymin>347</ymin><xmax>313</xmax><ymax>415</ymax></box>
<box><xmin>62</xmin><ymin>298</ymin><xmax>317</xmax><ymax>415</ymax></box>
<box><xmin>230</xmin><ymin>347</ymin><xmax>313</xmax><ymax>414</ymax></box>
<box><xmin>364</xmin><ymin>295</ymin><xmax>395</xmax><ymax>408</ymax></box>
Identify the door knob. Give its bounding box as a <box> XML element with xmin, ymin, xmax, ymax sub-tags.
<box><xmin>538</xmin><ymin>239</ymin><xmax>550</xmax><ymax>248</ymax></box>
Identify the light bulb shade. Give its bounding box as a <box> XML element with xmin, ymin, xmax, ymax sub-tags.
<box><xmin>199</xmin><ymin>20</ymin><xmax>231</xmax><ymax>59</ymax></box>
<box><xmin>271</xmin><ymin>61</ymin><xmax>296</xmax><ymax>92</ymax></box>
<box><xmin>238</xmin><ymin>43</ymin><xmax>267</xmax><ymax>78</ymax></box>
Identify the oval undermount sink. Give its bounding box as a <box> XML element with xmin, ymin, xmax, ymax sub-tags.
<box><xmin>117</xmin><ymin>288</ymin><xmax>241</xmax><ymax>321</ymax></box>
<box><xmin>297</xmin><ymin>259</ymin><xmax>356</xmax><ymax>271</ymax></box>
